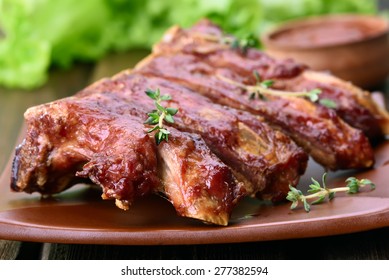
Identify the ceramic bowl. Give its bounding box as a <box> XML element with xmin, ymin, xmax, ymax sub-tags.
<box><xmin>261</xmin><ymin>14</ymin><xmax>389</xmax><ymax>89</ymax></box>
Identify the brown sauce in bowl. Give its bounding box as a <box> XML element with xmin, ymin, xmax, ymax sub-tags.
<box><xmin>269</xmin><ymin>15</ymin><xmax>388</xmax><ymax>48</ymax></box>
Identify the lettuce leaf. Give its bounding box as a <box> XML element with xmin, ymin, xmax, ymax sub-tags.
<box><xmin>0</xmin><ymin>0</ymin><xmax>378</xmax><ymax>89</ymax></box>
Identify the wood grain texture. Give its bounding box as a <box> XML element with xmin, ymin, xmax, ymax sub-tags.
<box><xmin>0</xmin><ymin>240</ymin><xmax>21</xmax><ymax>260</ymax></box>
<box><xmin>42</xmin><ymin>227</ymin><xmax>389</xmax><ymax>260</ymax></box>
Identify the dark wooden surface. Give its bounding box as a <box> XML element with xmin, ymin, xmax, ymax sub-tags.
<box><xmin>1</xmin><ymin>50</ymin><xmax>388</xmax><ymax>260</ymax></box>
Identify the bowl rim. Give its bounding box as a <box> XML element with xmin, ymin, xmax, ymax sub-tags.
<box><xmin>261</xmin><ymin>13</ymin><xmax>389</xmax><ymax>51</ymax></box>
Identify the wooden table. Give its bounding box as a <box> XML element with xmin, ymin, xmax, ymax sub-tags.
<box><xmin>1</xmin><ymin>51</ymin><xmax>389</xmax><ymax>260</ymax></box>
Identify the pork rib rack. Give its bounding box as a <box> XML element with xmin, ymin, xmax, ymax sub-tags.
<box><xmin>78</xmin><ymin>73</ymin><xmax>308</xmax><ymax>202</ymax></box>
<box><xmin>10</xmin><ymin>20</ymin><xmax>388</xmax><ymax>225</ymax></box>
<box><xmin>11</xmin><ymin>91</ymin><xmax>243</xmax><ymax>225</ymax></box>
<box><xmin>149</xmin><ymin>19</ymin><xmax>389</xmax><ymax>141</ymax></box>
<box><xmin>136</xmin><ymin>19</ymin><xmax>387</xmax><ymax>171</ymax></box>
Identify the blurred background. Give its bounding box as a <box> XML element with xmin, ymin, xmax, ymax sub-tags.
<box><xmin>0</xmin><ymin>0</ymin><xmax>387</xmax><ymax>90</ymax></box>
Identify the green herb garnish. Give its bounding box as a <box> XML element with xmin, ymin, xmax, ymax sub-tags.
<box><xmin>217</xmin><ymin>72</ymin><xmax>337</xmax><ymax>108</ymax></box>
<box><xmin>195</xmin><ymin>33</ymin><xmax>259</xmax><ymax>54</ymax></box>
<box><xmin>319</xmin><ymin>98</ymin><xmax>337</xmax><ymax>109</ymax></box>
<box><xmin>144</xmin><ymin>88</ymin><xmax>178</xmax><ymax>145</ymax></box>
<box><xmin>227</xmin><ymin>34</ymin><xmax>260</xmax><ymax>53</ymax></box>
<box><xmin>286</xmin><ymin>173</ymin><xmax>375</xmax><ymax>212</ymax></box>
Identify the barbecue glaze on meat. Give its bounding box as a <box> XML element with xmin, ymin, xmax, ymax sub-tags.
<box><xmin>11</xmin><ymin>97</ymin><xmax>159</xmax><ymax>206</ymax></box>
<box><xmin>10</xmin><ymin>19</ymin><xmax>388</xmax><ymax>225</ymax></box>
<box><xmin>79</xmin><ymin>73</ymin><xmax>308</xmax><ymax>202</ymax></box>
<box><xmin>134</xmin><ymin>19</ymin><xmax>384</xmax><ymax>170</ymax></box>
<box><xmin>135</xmin><ymin>53</ymin><xmax>375</xmax><ymax>170</ymax></box>
<box><xmin>156</xmin><ymin>129</ymin><xmax>240</xmax><ymax>225</ymax></box>
<box><xmin>284</xmin><ymin>71</ymin><xmax>389</xmax><ymax>140</ymax></box>
<box><xmin>149</xmin><ymin>19</ymin><xmax>389</xmax><ymax>140</ymax></box>
<box><xmin>11</xmin><ymin>92</ymin><xmax>243</xmax><ymax>225</ymax></box>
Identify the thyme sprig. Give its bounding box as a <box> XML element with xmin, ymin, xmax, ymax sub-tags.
<box><xmin>193</xmin><ymin>33</ymin><xmax>259</xmax><ymax>53</ymax></box>
<box><xmin>286</xmin><ymin>173</ymin><xmax>375</xmax><ymax>212</ymax></box>
<box><xmin>217</xmin><ymin>73</ymin><xmax>337</xmax><ymax>108</ymax></box>
<box><xmin>248</xmin><ymin>70</ymin><xmax>274</xmax><ymax>100</ymax></box>
<box><xmin>226</xmin><ymin>33</ymin><xmax>260</xmax><ymax>53</ymax></box>
<box><xmin>144</xmin><ymin>88</ymin><xmax>178</xmax><ymax>145</ymax></box>
<box><xmin>217</xmin><ymin>73</ymin><xmax>321</xmax><ymax>102</ymax></box>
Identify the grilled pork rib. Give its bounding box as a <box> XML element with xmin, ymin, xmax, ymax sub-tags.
<box><xmin>156</xmin><ymin>129</ymin><xmax>239</xmax><ymax>225</ymax></box>
<box><xmin>11</xmin><ymin>97</ymin><xmax>159</xmax><ymax>207</ymax></box>
<box><xmin>149</xmin><ymin>19</ymin><xmax>389</xmax><ymax>140</ymax></box>
<box><xmin>11</xmin><ymin>93</ymin><xmax>242</xmax><ymax>225</ymax></box>
<box><xmin>10</xmin><ymin>19</ymin><xmax>387</xmax><ymax>225</ymax></box>
<box><xmin>79</xmin><ymin>73</ymin><xmax>308</xmax><ymax>202</ymax></box>
<box><xmin>283</xmin><ymin>71</ymin><xmax>389</xmax><ymax>140</ymax></box>
<box><xmin>135</xmin><ymin>53</ymin><xmax>374</xmax><ymax>170</ymax></box>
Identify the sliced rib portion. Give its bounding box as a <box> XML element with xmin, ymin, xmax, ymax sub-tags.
<box><xmin>151</xmin><ymin>21</ymin><xmax>306</xmax><ymax>80</ymax></box>
<box><xmin>12</xmin><ymin>97</ymin><xmax>159</xmax><ymax>208</ymax></box>
<box><xmin>282</xmin><ymin>71</ymin><xmax>389</xmax><ymax>140</ymax></box>
<box><xmin>11</xmin><ymin>91</ymin><xmax>241</xmax><ymax>225</ymax></box>
<box><xmin>157</xmin><ymin>130</ymin><xmax>238</xmax><ymax>225</ymax></box>
<box><xmin>79</xmin><ymin>73</ymin><xmax>308</xmax><ymax>202</ymax></box>
<box><xmin>10</xmin><ymin>19</ymin><xmax>386</xmax><ymax>226</ymax></box>
<box><xmin>135</xmin><ymin>53</ymin><xmax>374</xmax><ymax>170</ymax></box>
<box><xmin>149</xmin><ymin>19</ymin><xmax>389</xmax><ymax>140</ymax></box>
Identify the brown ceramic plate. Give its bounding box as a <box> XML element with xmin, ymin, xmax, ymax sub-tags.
<box><xmin>1</xmin><ymin>128</ymin><xmax>389</xmax><ymax>245</ymax></box>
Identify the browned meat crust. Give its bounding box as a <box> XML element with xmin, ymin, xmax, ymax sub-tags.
<box><xmin>11</xmin><ymin>96</ymin><xmax>159</xmax><ymax>206</ymax></box>
<box><xmin>10</xmin><ymin>19</ymin><xmax>387</xmax><ymax>225</ymax></box>
<box><xmin>134</xmin><ymin>20</ymin><xmax>376</xmax><ymax>170</ymax></box>
<box><xmin>135</xmin><ymin>53</ymin><xmax>374</xmax><ymax>170</ymax></box>
<box><xmin>79</xmin><ymin>73</ymin><xmax>308</xmax><ymax>202</ymax></box>
<box><xmin>11</xmin><ymin>93</ymin><xmax>241</xmax><ymax>225</ymax></box>
<box><xmin>283</xmin><ymin>71</ymin><xmax>389</xmax><ymax>140</ymax></box>
<box><xmin>157</xmin><ymin>130</ymin><xmax>239</xmax><ymax>225</ymax></box>
<box><xmin>150</xmin><ymin>19</ymin><xmax>389</xmax><ymax>139</ymax></box>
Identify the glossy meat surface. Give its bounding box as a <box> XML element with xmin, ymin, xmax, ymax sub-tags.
<box><xmin>11</xmin><ymin>19</ymin><xmax>386</xmax><ymax>226</ymax></box>
<box><xmin>11</xmin><ymin>92</ymin><xmax>240</xmax><ymax>225</ymax></box>
<box><xmin>79</xmin><ymin>73</ymin><xmax>308</xmax><ymax>201</ymax></box>
<box><xmin>11</xmin><ymin>96</ymin><xmax>159</xmax><ymax>208</ymax></box>
<box><xmin>136</xmin><ymin>53</ymin><xmax>374</xmax><ymax>170</ymax></box>
<box><xmin>157</xmin><ymin>130</ymin><xmax>238</xmax><ymax>225</ymax></box>
<box><xmin>283</xmin><ymin>71</ymin><xmax>389</xmax><ymax>140</ymax></box>
<box><xmin>135</xmin><ymin>21</ymin><xmax>376</xmax><ymax>170</ymax></box>
<box><xmin>151</xmin><ymin>19</ymin><xmax>389</xmax><ymax>140</ymax></box>
<box><xmin>152</xmin><ymin>21</ymin><xmax>307</xmax><ymax>80</ymax></box>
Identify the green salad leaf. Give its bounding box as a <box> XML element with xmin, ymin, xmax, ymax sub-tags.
<box><xmin>0</xmin><ymin>0</ymin><xmax>378</xmax><ymax>89</ymax></box>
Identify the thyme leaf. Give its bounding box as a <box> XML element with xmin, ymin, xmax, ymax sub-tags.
<box><xmin>260</xmin><ymin>80</ymin><xmax>274</xmax><ymax>89</ymax></box>
<box><xmin>319</xmin><ymin>98</ymin><xmax>337</xmax><ymax>109</ymax></box>
<box><xmin>228</xmin><ymin>34</ymin><xmax>260</xmax><ymax>53</ymax></box>
<box><xmin>307</xmin><ymin>88</ymin><xmax>321</xmax><ymax>102</ymax></box>
<box><xmin>194</xmin><ymin>32</ymin><xmax>259</xmax><ymax>54</ymax></box>
<box><xmin>286</xmin><ymin>173</ymin><xmax>375</xmax><ymax>212</ymax></box>
<box><xmin>144</xmin><ymin>88</ymin><xmax>178</xmax><ymax>145</ymax></box>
